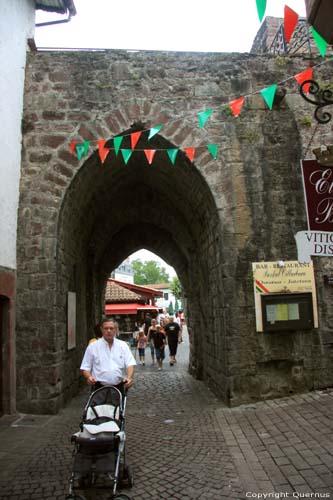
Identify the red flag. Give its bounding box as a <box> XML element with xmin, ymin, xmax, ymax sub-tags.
<box><xmin>294</xmin><ymin>68</ymin><xmax>313</xmax><ymax>94</ymax></box>
<box><xmin>131</xmin><ymin>131</ymin><xmax>142</xmax><ymax>150</ymax></box>
<box><xmin>284</xmin><ymin>5</ymin><xmax>299</xmax><ymax>44</ymax></box>
<box><xmin>98</xmin><ymin>139</ymin><xmax>110</xmax><ymax>164</ymax></box>
<box><xmin>144</xmin><ymin>149</ymin><xmax>156</xmax><ymax>165</ymax></box>
<box><xmin>98</xmin><ymin>148</ymin><xmax>110</xmax><ymax>164</ymax></box>
<box><xmin>184</xmin><ymin>147</ymin><xmax>195</xmax><ymax>163</ymax></box>
<box><xmin>70</xmin><ymin>141</ymin><xmax>77</xmax><ymax>155</ymax></box>
<box><xmin>229</xmin><ymin>96</ymin><xmax>245</xmax><ymax>117</ymax></box>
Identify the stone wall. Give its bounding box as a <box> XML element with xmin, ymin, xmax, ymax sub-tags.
<box><xmin>17</xmin><ymin>49</ymin><xmax>333</xmax><ymax>412</ymax></box>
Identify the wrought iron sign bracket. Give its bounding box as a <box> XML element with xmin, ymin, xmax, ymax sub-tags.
<box><xmin>299</xmin><ymin>79</ymin><xmax>333</xmax><ymax>124</ymax></box>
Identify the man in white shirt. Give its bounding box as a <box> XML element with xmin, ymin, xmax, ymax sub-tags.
<box><xmin>81</xmin><ymin>318</ymin><xmax>136</xmax><ymax>390</ymax></box>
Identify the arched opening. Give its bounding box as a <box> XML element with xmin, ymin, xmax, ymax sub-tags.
<box><xmin>56</xmin><ymin>126</ymin><xmax>225</xmax><ymax>407</ymax></box>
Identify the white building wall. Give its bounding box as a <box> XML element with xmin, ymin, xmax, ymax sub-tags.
<box><xmin>0</xmin><ymin>0</ymin><xmax>35</xmax><ymax>269</ymax></box>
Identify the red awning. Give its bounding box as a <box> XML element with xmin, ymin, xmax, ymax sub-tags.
<box><xmin>105</xmin><ymin>303</ymin><xmax>160</xmax><ymax>315</ymax></box>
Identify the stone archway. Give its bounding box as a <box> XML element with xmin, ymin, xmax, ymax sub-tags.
<box><xmin>16</xmin><ymin>50</ymin><xmax>333</xmax><ymax>414</ymax></box>
<box><xmin>54</xmin><ymin>125</ymin><xmax>224</xmax><ymax>411</ymax></box>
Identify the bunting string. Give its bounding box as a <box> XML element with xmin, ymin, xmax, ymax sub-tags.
<box><xmin>68</xmin><ymin>4</ymin><xmax>333</xmax><ymax>166</ymax></box>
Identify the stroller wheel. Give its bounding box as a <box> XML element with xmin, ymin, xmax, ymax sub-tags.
<box><xmin>113</xmin><ymin>495</ymin><xmax>132</xmax><ymax>500</ymax></box>
<box><xmin>121</xmin><ymin>465</ymin><xmax>134</xmax><ymax>488</ymax></box>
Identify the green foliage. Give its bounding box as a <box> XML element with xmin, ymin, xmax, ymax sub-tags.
<box><xmin>275</xmin><ymin>55</ymin><xmax>290</xmax><ymax>67</ymax></box>
<box><xmin>170</xmin><ymin>276</ymin><xmax>182</xmax><ymax>299</ymax></box>
<box><xmin>132</xmin><ymin>259</ymin><xmax>170</xmax><ymax>285</ymax></box>
<box><xmin>299</xmin><ymin>115</ymin><xmax>312</xmax><ymax>128</ymax></box>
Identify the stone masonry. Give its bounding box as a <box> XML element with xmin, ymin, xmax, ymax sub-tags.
<box><xmin>17</xmin><ymin>49</ymin><xmax>333</xmax><ymax>413</ymax></box>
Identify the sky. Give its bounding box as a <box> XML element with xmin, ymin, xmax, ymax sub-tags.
<box><xmin>35</xmin><ymin>0</ymin><xmax>306</xmax><ymax>53</ymax></box>
<box><xmin>35</xmin><ymin>0</ymin><xmax>306</xmax><ymax>276</ymax></box>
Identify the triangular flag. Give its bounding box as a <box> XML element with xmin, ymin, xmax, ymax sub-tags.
<box><xmin>75</xmin><ymin>141</ymin><xmax>90</xmax><ymax>160</ymax></box>
<box><xmin>167</xmin><ymin>149</ymin><xmax>178</xmax><ymax>165</ymax></box>
<box><xmin>98</xmin><ymin>139</ymin><xmax>106</xmax><ymax>150</ymax></box>
<box><xmin>98</xmin><ymin>147</ymin><xmax>110</xmax><ymax>164</ymax></box>
<box><xmin>113</xmin><ymin>136</ymin><xmax>123</xmax><ymax>156</ymax></box>
<box><xmin>184</xmin><ymin>147</ymin><xmax>196</xmax><ymax>163</ymax></box>
<box><xmin>75</xmin><ymin>144</ymin><xmax>85</xmax><ymax>160</ymax></box>
<box><xmin>131</xmin><ymin>131</ymin><xmax>142</xmax><ymax>150</ymax></box>
<box><xmin>311</xmin><ymin>26</ymin><xmax>327</xmax><ymax>57</ymax></box>
<box><xmin>148</xmin><ymin>125</ymin><xmax>163</xmax><ymax>140</ymax></box>
<box><xmin>144</xmin><ymin>149</ymin><xmax>156</xmax><ymax>165</ymax></box>
<box><xmin>284</xmin><ymin>6</ymin><xmax>299</xmax><ymax>43</ymax></box>
<box><xmin>198</xmin><ymin>109</ymin><xmax>212</xmax><ymax>128</ymax></box>
<box><xmin>98</xmin><ymin>141</ymin><xmax>110</xmax><ymax>164</ymax></box>
<box><xmin>260</xmin><ymin>84</ymin><xmax>278</xmax><ymax>110</ymax></box>
<box><xmin>207</xmin><ymin>144</ymin><xmax>218</xmax><ymax>160</ymax></box>
<box><xmin>229</xmin><ymin>96</ymin><xmax>245</xmax><ymax>117</ymax></box>
<box><xmin>70</xmin><ymin>141</ymin><xmax>77</xmax><ymax>155</ymax></box>
<box><xmin>256</xmin><ymin>0</ymin><xmax>266</xmax><ymax>22</ymax></box>
<box><xmin>294</xmin><ymin>68</ymin><xmax>313</xmax><ymax>94</ymax></box>
<box><xmin>121</xmin><ymin>149</ymin><xmax>133</xmax><ymax>165</ymax></box>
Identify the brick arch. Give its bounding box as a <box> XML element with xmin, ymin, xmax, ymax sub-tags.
<box><xmin>17</xmin><ymin>109</ymin><xmax>224</xmax><ymax>412</ymax></box>
<box><xmin>54</xmin><ymin>125</ymin><xmax>224</xmax><ymax>409</ymax></box>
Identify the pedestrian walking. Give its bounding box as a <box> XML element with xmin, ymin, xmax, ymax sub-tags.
<box><xmin>148</xmin><ymin>324</ymin><xmax>166</xmax><ymax>370</ymax></box>
<box><xmin>164</xmin><ymin>316</ymin><xmax>181</xmax><ymax>366</ymax></box>
<box><xmin>80</xmin><ymin>317</ymin><xmax>136</xmax><ymax>392</ymax></box>
<box><xmin>147</xmin><ymin>318</ymin><xmax>157</xmax><ymax>365</ymax></box>
<box><xmin>136</xmin><ymin>329</ymin><xmax>148</xmax><ymax>365</ymax></box>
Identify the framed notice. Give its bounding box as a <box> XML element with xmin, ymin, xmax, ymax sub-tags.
<box><xmin>301</xmin><ymin>159</ymin><xmax>333</xmax><ymax>232</ymax></box>
<box><xmin>252</xmin><ymin>261</ymin><xmax>318</xmax><ymax>332</ymax></box>
<box><xmin>67</xmin><ymin>291</ymin><xmax>76</xmax><ymax>350</ymax></box>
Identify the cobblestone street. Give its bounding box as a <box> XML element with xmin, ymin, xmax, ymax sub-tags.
<box><xmin>0</xmin><ymin>328</ymin><xmax>332</xmax><ymax>500</ymax></box>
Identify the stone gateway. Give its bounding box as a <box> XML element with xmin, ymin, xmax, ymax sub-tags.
<box><xmin>17</xmin><ymin>49</ymin><xmax>333</xmax><ymax>413</ymax></box>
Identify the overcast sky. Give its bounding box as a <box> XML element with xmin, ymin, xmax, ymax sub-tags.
<box><xmin>35</xmin><ymin>0</ymin><xmax>306</xmax><ymax>53</ymax></box>
<box><xmin>35</xmin><ymin>0</ymin><xmax>306</xmax><ymax>275</ymax></box>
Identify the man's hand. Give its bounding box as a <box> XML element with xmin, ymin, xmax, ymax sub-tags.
<box><xmin>83</xmin><ymin>371</ymin><xmax>97</xmax><ymax>385</ymax></box>
<box><xmin>123</xmin><ymin>377</ymin><xmax>134</xmax><ymax>389</ymax></box>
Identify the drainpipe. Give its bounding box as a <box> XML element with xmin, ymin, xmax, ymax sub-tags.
<box><xmin>35</xmin><ymin>13</ymin><xmax>72</xmax><ymax>28</ymax></box>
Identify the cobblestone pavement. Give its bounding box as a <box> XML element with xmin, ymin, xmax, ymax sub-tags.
<box><xmin>0</xmin><ymin>328</ymin><xmax>332</xmax><ymax>500</ymax></box>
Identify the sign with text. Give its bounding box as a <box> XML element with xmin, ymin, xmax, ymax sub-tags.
<box><xmin>252</xmin><ymin>261</ymin><xmax>318</xmax><ymax>331</ymax></box>
<box><xmin>301</xmin><ymin>159</ymin><xmax>333</xmax><ymax>232</ymax></box>
<box><xmin>294</xmin><ymin>231</ymin><xmax>333</xmax><ymax>262</ymax></box>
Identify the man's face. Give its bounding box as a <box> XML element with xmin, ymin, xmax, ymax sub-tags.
<box><xmin>101</xmin><ymin>321</ymin><xmax>117</xmax><ymax>344</ymax></box>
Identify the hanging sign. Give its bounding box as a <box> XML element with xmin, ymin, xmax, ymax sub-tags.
<box><xmin>301</xmin><ymin>159</ymin><xmax>333</xmax><ymax>232</ymax></box>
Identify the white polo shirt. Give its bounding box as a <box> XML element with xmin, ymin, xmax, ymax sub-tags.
<box><xmin>80</xmin><ymin>337</ymin><xmax>136</xmax><ymax>385</ymax></box>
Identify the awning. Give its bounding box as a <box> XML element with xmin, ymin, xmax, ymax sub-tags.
<box><xmin>105</xmin><ymin>303</ymin><xmax>161</xmax><ymax>315</ymax></box>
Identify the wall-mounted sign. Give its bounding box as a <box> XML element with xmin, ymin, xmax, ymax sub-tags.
<box><xmin>301</xmin><ymin>160</ymin><xmax>333</xmax><ymax>232</ymax></box>
<box><xmin>294</xmin><ymin>230</ymin><xmax>333</xmax><ymax>262</ymax></box>
<box><xmin>252</xmin><ymin>261</ymin><xmax>318</xmax><ymax>332</ymax></box>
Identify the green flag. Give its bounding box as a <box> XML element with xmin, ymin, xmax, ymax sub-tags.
<box><xmin>311</xmin><ymin>26</ymin><xmax>327</xmax><ymax>57</ymax></box>
<box><xmin>198</xmin><ymin>109</ymin><xmax>212</xmax><ymax>128</ymax></box>
<box><xmin>148</xmin><ymin>125</ymin><xmax>163</xmax><ymax>140</ymax></box>
<box><xmin>260</xmin><ymin>84</ymin><xmax>277</xmax><ymax>110</ymax></box>
<box><xmin>207</xmin><ymin>144</ymin><xmax>218</xmax><ymax>160</ymax></box>
<box><xmin>167</xmin><ymin>149</ymin><xmax>178</xmax><ymax>165</ymax></box>
<box><xmin>113</xmin><ymin>136</ymin><xmax>123</xmax><ymax>156</ymax></box>
<box><xmin>75</xmin><ymin>141</ymin><xmax>90</xmax><ymax>160</ymax></box>
<box><xmin>121</xmin><ymin>149</ymin><xmax>133</xmax><ymax>165</ymax></box>
<box><xmin>256</xmin><ymin>0</ymin><xmax>266</xmax><ymax>22</ymax></box>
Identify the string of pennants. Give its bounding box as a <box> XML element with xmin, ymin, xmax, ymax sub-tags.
<box><xmin>69</xmin><ymin>3</ymin><xmax>332</xmax><ymax>166</ymax></box>
<box><xmin>256</xmin><ymin>1</ymin><xmax>329</xmax><ymax>56</ymax></box>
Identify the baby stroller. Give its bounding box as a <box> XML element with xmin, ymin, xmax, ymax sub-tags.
<box><xmin>66</xmin><ymin>385</ymin><xmax>134</xmax><ymax>500</ymax></box>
